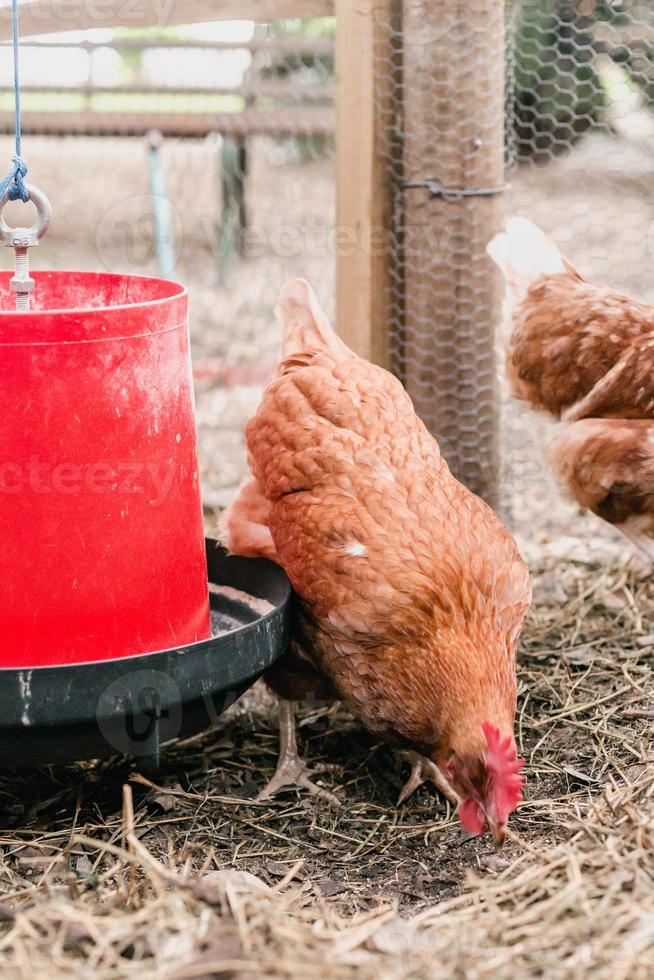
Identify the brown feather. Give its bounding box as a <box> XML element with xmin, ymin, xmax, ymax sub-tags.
<box><xmin>225</xmin><ymin>279</ymin><xmax>531</xmax><ymax>831</ymax></box>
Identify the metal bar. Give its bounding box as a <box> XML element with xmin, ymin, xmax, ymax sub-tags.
<box><xmin>146</xmin><ymin>130</ymin><xmax>176</xmax><ymax>279</ymax></box>
<box><xmin>0</xmin><ymin>108</ymin><xmax>335</xmax><ymax>139</ymax></box>
<box><xmin>216</xmin><ymin>136</ymin><xmax>245</xmax><ymax>283</ymax></box>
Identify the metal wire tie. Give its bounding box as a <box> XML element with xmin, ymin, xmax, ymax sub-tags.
<box><xmin>402</xmin><ymin>180</ymin><xmax>511</xmax><ymax>201</ymax></box>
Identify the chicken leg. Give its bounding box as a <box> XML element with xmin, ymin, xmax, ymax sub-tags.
<box><xmin>257</xmin><ymin>699</ymin><xmax>341</xmax><ymax>807</ymax></box>
<box><xmin>617</xmin><ymin>522</ymin><xmax>654</xmax><ymax>575</ymax></box>
<box><xmin>397</xmin><ymin>751</ymin><xmax>461</xmax><ymax>807</ymax></box>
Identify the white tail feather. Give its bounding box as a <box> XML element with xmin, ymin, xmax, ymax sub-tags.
<box><xmin>487</xmin><ymin>217</ymin><xmax>565</xmax><ymax>313</ymax></box>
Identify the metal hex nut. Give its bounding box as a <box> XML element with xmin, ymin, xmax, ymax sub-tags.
<box><xmin>10</xmin><ymin>275</ymin><xmax>35</xmax><ymax>294</ymax></box>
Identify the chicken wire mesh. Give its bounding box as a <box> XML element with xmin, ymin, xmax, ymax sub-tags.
<box><xmin>0</xmin><ymin>26</ymin><xmax>334</xmax><ymax>284</ymax></box>
<box><xmin>372</xmin><ymin>0</ymin><xmax>506</xmax><ymax>510</ymax></box>
<box><xmin>505</xmin><ymin>0</ymin><xmax>654</xmax><ymax>559</ymax></box>
<box><xmin>0</xmin><ymin>21</ymin><xmax>336</xmax><ymax>512</ymax></box>
<box><xmin>372</xmin><ymin>0</ymin><xmax>654</xmax><ymax>556</ymax></box>
<box><xmin>1</xmin><ymin>5</ymin><xmax>653</xmax><ymax>553</ymax></box>
<box><xmin>502</xmin><ymin>0</ymin><xmax>654</xmax><ymax>559</ymax></box>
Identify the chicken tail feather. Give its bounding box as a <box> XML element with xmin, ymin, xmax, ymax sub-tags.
<box><xmin>275</xmin><ymin>278</ymin><xmax>353</xmax><ymax>373</ymax></box>
<box><xmin>487</xmin><ymin>217</ymin><xmax>566</xmax><ymax>312</ymax></box>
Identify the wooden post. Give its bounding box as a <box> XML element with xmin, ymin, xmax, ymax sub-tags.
<box><xmin>400</xmin><ymin>0</ymin><xmax>505</xmax><ymax>508</ymax></box>
<box><xmin>335</xmin><ymin>0</ymin><xmax>398</xmax><ymax>369</ymax></box>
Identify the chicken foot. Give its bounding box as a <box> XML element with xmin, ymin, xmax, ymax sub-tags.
<box><xmin>397</xmin><ymin>751</ymin><xmax>461</xmax><ymax>807</ymax></box>
<box><xmin>617</xmin><ymin>523</ymin><xmax>654</xmax><ymax>575</ymax></box>
<box><xmin>257</xmin><ymin>699</ymin><xmax>341</xmax><ymax>807</ymax></box>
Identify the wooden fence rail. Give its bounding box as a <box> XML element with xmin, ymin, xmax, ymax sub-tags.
<box><xmin>0</xmin><ymin>38</ymin><xmax>335</xmax><ymax>54</ymax></box>
<box><xmin>0</xmin><ymin>33</ymin><xmax>335</xmax><ymax>138</ymax></box>
<box><xmin>0</xmin><ymin>83</ymin><xmax>333</xmax><ymax>101</ymax></box>
<box><xmin>0</xmin><ymin>0</ymin><xmax>336</xmax><ymax>41</ymax></box>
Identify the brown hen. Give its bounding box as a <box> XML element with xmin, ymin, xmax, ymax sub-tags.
<box><xmin>551</xmin><ymin>418</ymin><xmax>654</xmax><ymax>564</ymax></box>
<box><xmin>223</xmin><ymin>280</ymin><xmax>531</xmax><ymax>843</ymax></box>
<box><xmin>488</xmin><ymin>218</ymin><xmax>654</xmax><ymax>559</ymax></box>
<box><xmin>487</xmin><ymin>217</ymin><xmax>654</xmax><ymax>421</ymax></box>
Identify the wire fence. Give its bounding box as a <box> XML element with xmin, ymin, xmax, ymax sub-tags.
<box><xmin>502</xmin><ymin>1</ymin><xmax>654</xmax><ymax>552</ymax></box>
<box><xmin>366</xmin><ymin>0</ymin><xmax>654</xmax><ymax>550</ymax></box>
<box><xmin>0</xmin><ymin>27</ymin><xmax>335</xmax><ymax>274</ymax></box>
<box><xmin>506</xmin><ymin>0</ymin><xmax>654</xmax><ymax>298</ymax></box>
<box><xmin>1</xmin><ymin>4</ymin><xmax>653</xmax><ymax>549</ymax></box>
<box><xmin>372</xmin><ymin>1</ymin><xmax>505</xmax><ymax>508</ymax></box>
<box><xmin>0</xmin><ymin>22</ymin><xmax>336</xmax><ymax>513</ymax></box>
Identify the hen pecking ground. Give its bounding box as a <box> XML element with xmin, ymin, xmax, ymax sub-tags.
<box><xmin>0</xmin><ymin>556</ymin><xmax>652</xmax><ymax>979</ymax></box>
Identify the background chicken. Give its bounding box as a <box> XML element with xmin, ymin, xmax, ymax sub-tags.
<box><xmin>488</xmin><ymin>218</ymin><xmax>654</xmax><ymax>560</ymax></box>
<box><xmin>487</xmin><ymin>217</ymin><xmax>654</xmax><ymax>422</ymax></box>
<box><xmin>223</xmin><ymin>279</ymin><xmax>531</xmax><ymax>844</ymax></box>
<box><xmin>550</xmin><ymin>419</ymin><xmax>654</xmax><ymax>565</ymax></box>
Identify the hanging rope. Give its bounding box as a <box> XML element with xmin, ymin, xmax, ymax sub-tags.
<box><xmin>0</xmin><ymin>0</ymin><xmax>29</xmax><ymax>203</ymax></box>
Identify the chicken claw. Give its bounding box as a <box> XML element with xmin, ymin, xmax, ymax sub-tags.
<box><xmin>258</xmin><ymin>699</ymin><xmax>341</xmax><ymax>807</ymax></box>
<box><xmin>397</xmin><ymin>751</ymin><xmax>460</xmax><ymax>807</ymax></box>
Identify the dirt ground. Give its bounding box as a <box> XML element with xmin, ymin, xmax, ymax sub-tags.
<box><xmin>0</xmin><ymin>129</ymin><xmax>653</xmax><ymax>977</ymax></box>
<box><xmin>0</xmin><ymin>559</ymin><xmax>652</xmax><ymax>977</ymax></box>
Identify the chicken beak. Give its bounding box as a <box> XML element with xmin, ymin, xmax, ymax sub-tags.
<box><xmin>489</xmin><ymin>819</ymin><xmax>506</xmax><ymax>848</ymax></box>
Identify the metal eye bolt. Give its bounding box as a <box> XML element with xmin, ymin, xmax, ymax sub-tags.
<box><xmin>0</xmin><ymin>183</ymin><xmax>52</xmax><ymax>311</ymax></box>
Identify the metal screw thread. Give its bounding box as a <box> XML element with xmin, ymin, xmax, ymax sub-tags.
<box><xmin>14</xmin><ymin>245</ymin><xmax>28</xmax><ymax>311</ymax></box>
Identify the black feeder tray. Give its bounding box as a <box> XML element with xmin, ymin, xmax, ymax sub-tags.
<box><xmin>0</xmin><ymin>540</ymin><xmax>290</xmax><ymax>766</ymax></box>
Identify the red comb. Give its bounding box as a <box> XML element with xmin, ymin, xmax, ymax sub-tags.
<box><xmin>483</xmin><ymin>722</ymin><xmax>525</xmax><ymax>822</ymax></box>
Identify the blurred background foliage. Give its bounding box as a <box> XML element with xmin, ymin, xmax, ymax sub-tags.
<box><xmin>511</xmin><ymin>0</ymin><xmax>654</xmax><ymax>161</ymax></box>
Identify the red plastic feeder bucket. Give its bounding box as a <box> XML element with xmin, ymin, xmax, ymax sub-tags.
<box><xmin>0</xmin><ymin>270</ymin><xmax>211</xmax><ymax>667</ymax></box>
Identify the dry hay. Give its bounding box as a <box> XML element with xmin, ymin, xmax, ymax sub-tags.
<box><xmin>0</xmin><ymin>556</ymin><xmax>652</xmax><ymax>979</ymax></box>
